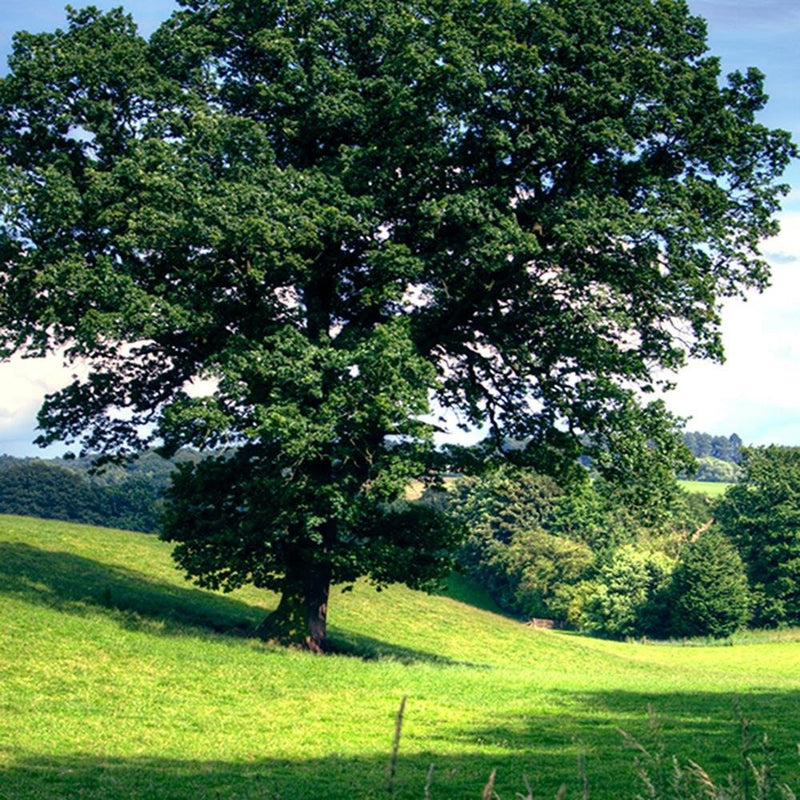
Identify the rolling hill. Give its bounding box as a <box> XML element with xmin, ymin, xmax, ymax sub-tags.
<box><xmin>1</xmin><ymin>515</ymin><xmax>798</xmax><ymax>799</ymax></box>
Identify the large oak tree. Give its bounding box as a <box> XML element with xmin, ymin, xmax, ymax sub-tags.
<box><xmin>0</xmin><ymin>0</ymin><xmax>794</xmax><ymax>650</ymax></box>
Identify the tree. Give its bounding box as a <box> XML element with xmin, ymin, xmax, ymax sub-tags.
<box><xmin>687</xmin><ymin>433</ymin><xmax>711</xmax><ymax>459</ymax></box>
<box><xmin>693</xmin><ymin>456</ymin><xmax>741</xmax><ymax>483</ymax></box>
<box><xmin>0</xmin><ymin>1</ymin><xmax>793</xmax><ymax>650</ymax></box>
<box><xmin>715</xmin><ymin>447</ymin><xmax>800</xmax><ymax>626</ymax></box>
<box><xmin>0</xmin><ymin>454</ymin><xmax>163</xmax><ymax>531</ymax></box>
<box><xmin>503</xmin><ymin>528</ymin><xmax>594</xmax><ymax>621</ymax></box>
<box><xmin>93</xmin><ymin>478</ymin><xmax>163</xmax><ymax>533</ymax></box>
<box><xmin>682</xmin><ymin>432</ymin><xmax>743</xmax><ymax>464</ymax></box>
<box><xmin>445</xmin><ymin>465</ymin><xmax>566</xmax><ymax>614</ymax></box>
<box><xmin>669</xmin><ymin>530</ymin><xmax>750</xmax><ymax>639</ymax></box>
<box><xmin>584</xmin><ymin>544</ymin><xmax>674</xmax><ymax>638</ymax></box>
<box><xmin>729</xmin><ymin>434</ymin><xmax>744</xmax><ymax>464</ymax></box>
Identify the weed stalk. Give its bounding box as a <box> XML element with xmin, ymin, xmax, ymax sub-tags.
<box><xmin>387</xmin><ymin>694</ymin><xmax>407</xmax><ymax>799</ymax></box>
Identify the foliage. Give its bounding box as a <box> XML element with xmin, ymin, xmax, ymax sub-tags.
<box><xmin>715</xmin><ymin>447</ymin><xmax>800</xmax><ymax>627</ymax></box>
<box><xmin>693</xmin><ymin>456</ymin><xmax>743</xmax><ymax>483</ymax></box>
<box><xmin>440</xmin><ymin>460</ymin><xmax>711</xmax><ymax>636</ymax></box>
<box><xmin>91</xmin><ymin>478</ymin><xmax>163</xmax><ymax>534</ymax></box>
<box><xmin>0</xmin><ymin>452</ymin><xmax>181</xmax><ymax>532</ymax></box>
<box><xmin>61</xmin><ymin>447</ymin><xmax>202</xmax><ymax>489</ymax></box>
<box><xmin>442</xmin><ymin>467</ymin><xmax>711</xmax><ymax>632</ymax></box>
<box><xmin>0</xmin><ymin>461</ymin><xmax>96</xmax><ymax>523</ymax></box>
<box><xmin>444</xmin><ymin>466</ymin><xmax>566</xmax><ymax>616</ymax></box>
<box><xmin>163</xmin><ymin>450</ymin><xmax>462</xmax><ymax>593</ymax></box>
<box><xmin>0</xmin><ymin>0</ymin><xmax>794</xmax><ymax>648</ymax></box>
<box><xmin>586</xmin><ymin>401</ymin><xmax>697</xmax><ymax>524</ymax></box>
<box><xmin>0</xmin><ymin>459</ymin><xmax>161</xmax><ymax>531</ymax></box>
<box><xmin>449</xmin><ymin>466</ymin><xmax>564</xmax><ymax>542</ymax></box>
<box><xmin>667</xmin><ymin>486</ymin><xmax>718</xmax><ymax>534</ymax></box>
<box><xmin>504</xmin><ymin>528</ymin><xmax>595</xmax><ymax>620</ymax></box>
<box><xmin>550</xmin><ymin>476</ymin><xmax>710</xmax><ymax>554</ymax></box>
<box><xmin>670</xmin><ymin>531</ymin><xmax>751</xmax><ymax>639</ymax></box>
<box><xmin>583</xmin><ymin>544</ymin><xmax>675</xmax><ymax>638</ymax></box>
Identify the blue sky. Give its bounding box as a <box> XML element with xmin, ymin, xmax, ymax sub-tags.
<box><xmin>0</xmin><ymin>0</ymin><xmax>798</xmax><ymax>455</ymax></box>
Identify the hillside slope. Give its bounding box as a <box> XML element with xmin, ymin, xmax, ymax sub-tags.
<box><xmin>1</xmin><ymin>515</ymin><xmax>798</xmax><ymax>799</ymax></box>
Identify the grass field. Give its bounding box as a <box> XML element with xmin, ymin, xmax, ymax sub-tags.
<box><xmin>678</xmin><ymin>480</ymin><xmax>735</xmax><ymax>498</ymax></box>
<box><xmin>1</xmin><ymin>514</ymin><xmax>798</xmax><ymax>799</ymax></box>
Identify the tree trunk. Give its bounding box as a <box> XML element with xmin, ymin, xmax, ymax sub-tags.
<box><xmin>256</xmin><ymin>559</ymin><xmax>332</xmax><ymax>653</ymax></box>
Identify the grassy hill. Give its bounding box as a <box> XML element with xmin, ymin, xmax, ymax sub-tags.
<box><xmin>1</xmin><ymin>515</ymin><xmax>798</xmax><ymax>799</ymax></box>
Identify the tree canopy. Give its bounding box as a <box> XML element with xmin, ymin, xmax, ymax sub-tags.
<box><xmin>0</xmin><ymin>0</ymin><xmax>794</xmax><ymax>649</ymax></box>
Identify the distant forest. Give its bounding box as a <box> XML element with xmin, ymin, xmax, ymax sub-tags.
<box><xmin>682</xmin><ymin>432</ymin><xmax>742</xmax><ymax>463</ymax></box>
<box><xmin>681</xmin><ymin>432</ymin><xmax>743</xmax><ymax>482</ymax></box>
<box><xmin>0</xmin><ymin>450</ymin><xmax>200</xmax><ymax>532</ymax></box>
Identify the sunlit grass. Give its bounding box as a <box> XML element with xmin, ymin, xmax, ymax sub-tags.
<box><xmin>678</xmin><ymin>479</ymin><xmax>734</xmax><ymax>497</ymax></box>
<box><xmin>1</xmin><ymin>514</ymin><xmax>798</xmax><ymax>799</ymax></box>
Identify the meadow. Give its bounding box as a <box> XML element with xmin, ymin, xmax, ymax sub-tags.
<box><xmin>1</xmin><ymin>514</ymin><xmax>798</xmax><ymax>799</ymax></box>
<box><xmin>678</xmin><ymin>480</ymin><xmax>735</xmax><ymax>498</ymax></box>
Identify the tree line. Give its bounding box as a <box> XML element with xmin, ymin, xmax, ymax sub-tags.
<box><xmin>0</xmin><ymin>451</ymin><xmax>199</xmax><ymax>533</ymax></box>
<box><xmin>682</xmin><ymin>432</ymin><xmax>743</xmax><ymax>463</ymax></box>
<box><xmin>424</xmin><ymin>445</ymin><xmax>800</xmax><ymax>639</ymax></box>
<box><xmin>681</xmin><ymin>432</ymin><xmax>744</xmax><ymax>482</ymax></box>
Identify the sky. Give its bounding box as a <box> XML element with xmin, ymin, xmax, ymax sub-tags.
<box><xmin>0</xmin><ymin>0</ymin><xmax>798</xmax><ymax>456</ymax></box>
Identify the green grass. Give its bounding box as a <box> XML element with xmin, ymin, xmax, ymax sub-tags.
<box><xmin>679</xmin><ymin>479</ymin><xmax>734</xmax><ymax>497</ymax></box>
<box><xmin>1</xmin><ymin>514</ymin><xmax>798</xmax><ymax>799</ymax></box>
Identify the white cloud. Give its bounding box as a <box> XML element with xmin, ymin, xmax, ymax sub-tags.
<box><xmin>0</xmin><ymin>353</ymin><xmax>79</xmax><ymax>456</ymax></box>
<box><xmin>666</xmin><ymin>211</ymin><xmax>800</xmax><ymax>443</ymax></box>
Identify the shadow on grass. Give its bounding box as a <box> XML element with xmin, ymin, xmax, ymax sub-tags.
<box><xmin>2</xmin><ymin>689</ymin><xmax>799</xmax><ymax>799</ymax></box>
<box><xmin>0</xmin><ymin>542</ymin><xmax>467</xmax><ymax>666</ymax></box>
<box><xmin>0</xmin><ymin>541</ymin><xmax>264</xmax><ymax>638</ymax></box>
<box><xmin>459</xmin><ymin>689</ymin><xmax>800</xmax><ymax>797</ymax></box>
<box><xmin>0</xmin><ymin>748</ymin><xmax>623</xmax><ymax>800</ymax></box>
<box><xmin>326</xmin><ymin>628</ymin><xmax>491</xmax><ymax>668</ymax></box>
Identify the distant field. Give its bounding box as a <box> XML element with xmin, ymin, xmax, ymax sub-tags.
<box><xmin>412</xmin><ymin>477</ymin><xmax>735</xmax><ymax>500</ymax></box>
<box><xmin>1</xmin><ymin>515</ymin><xmax>798</xmax><ymax>799</ymax></box>
<box><xmin>679</xmin><ymin>479</ymin><xmax>734</xmax><ymax>497</ymax></box>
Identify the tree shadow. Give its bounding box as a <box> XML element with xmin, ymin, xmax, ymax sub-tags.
<box><xmin>326</xmin><ymin>627</ymin><xmax>490</xmax><ymax>668</ymax></box>
<box><xmin>0</xmin><ymin>541</ymin><xmax>467</xmax><ymax>665</ymax></box>
<box><xmin>0</xmin><ymin>540</ymin><xmax>264</xmax><ymax>638</ymax></box>
<box><xmin>0</xmin><ymin>748</ymin><xmax>600</xmax><ymax>800</ymax></box>
<box><xmin>3</xmin><ymin>689</ymin><xmax>799</xmax><ymax>799</ymax></box>
<box><xmin>459</xmin><ymin>688</ymin><xmax>800</xmax><ymax>797</ymax></box>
